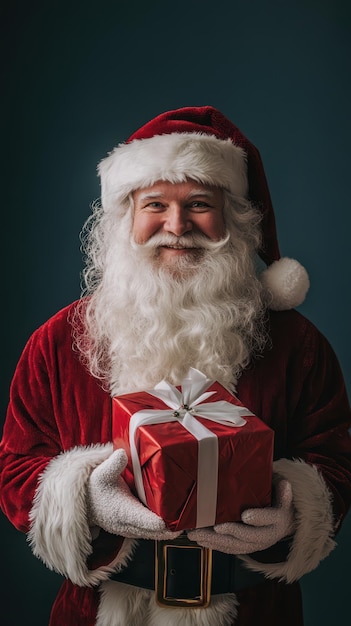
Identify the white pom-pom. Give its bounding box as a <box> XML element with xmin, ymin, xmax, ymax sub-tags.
<box><xmin>261</xmin><ymin>257</ymin><xmax>310</xmax><ymax>311</ymax></box>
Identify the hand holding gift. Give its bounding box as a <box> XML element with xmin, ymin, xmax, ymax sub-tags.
<box><xmin>112</xmin><ymin>368</ymin><xmax>275</xmax><ymax>532</ymax></box>
<box><xmin>187</xmin><ymin>478</ymin><xmax>295</xmax><ymax>554</ymax></box>
<box><xmin>87</xmin><ymin>448</ymin><xmax>181</xmax><ymax>540</ymax></box>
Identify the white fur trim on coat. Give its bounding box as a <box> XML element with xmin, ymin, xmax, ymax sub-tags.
<box><xmin>96</xmin><ymin>580</ymin><xmax>238</xmax><ymax>626</ymax></box>
<box><xmin>239</xmin><ymin>458</ymin><xmax>336</xmax><ymax>583</ymax></box>
<box><xmin>28</xmin><ymin>443</ymin><xmax>136</xmax><ymax>586</ymax></box>
<box><xmin>98</xmin><ymin>133</ymin><xmax>248</xmax><ymax>212</ymax></box>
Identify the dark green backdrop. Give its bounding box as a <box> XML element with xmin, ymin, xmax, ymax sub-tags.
<box><xmin>1</xmin><ymin>1</ymin><xmax>350</xmax><ymax>624</ymax></box>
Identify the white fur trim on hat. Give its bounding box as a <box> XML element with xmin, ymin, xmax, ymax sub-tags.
<box><xmin>28</xmin><ymin>443</ymin><xmax>136</xmax><ymax>587</ymax></box>
<box><xmin>98</xmin><ymin>132</ymin><xmax>248</xmax><ymax>212</ymax></box>
<box><xmin>239</xmin><ymin>458</ymin><xmax>336</xmax><ymax>583</ymax></box>
<box><xmin>261</xmin><ymin>257</ymin><xmax>310</xmax><ymax>311</ymax></box>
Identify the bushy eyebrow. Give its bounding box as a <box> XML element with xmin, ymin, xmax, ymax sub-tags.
<box><xmin>137</xmin><ymin>189</ymin><xmax>215</xmax><ymax>202</ymax></box>
<box><xmin>186</xmin><ymin>189</ymin><xmax>215</xmax><ymax>199</ymax></box>
<box><xmin>137</xmin><ymin>192</ymin><xmax>165</xmax><ymax>201</ymax></box>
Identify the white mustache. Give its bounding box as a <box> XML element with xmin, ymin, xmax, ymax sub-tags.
<box><xmin>135</xmin><ymin>231</ymin><xmax>230</xmax><ymax>251</ymax></box>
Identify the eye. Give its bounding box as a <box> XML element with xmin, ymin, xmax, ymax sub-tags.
<box><xmin>188</xmin><ymin>200</ymin><xmax>211</xmax><ymax>211</ymax></box>
<box><xmin>143</xmin><ymin>201</ymin><xmax>165</xmax><ymax>211</ymax></box>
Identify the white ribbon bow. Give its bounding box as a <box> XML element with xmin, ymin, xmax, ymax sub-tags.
<box><xmin>129</xmin><ymin>368</ymin><xmax>253</xmax><ymax>528</ymax></box>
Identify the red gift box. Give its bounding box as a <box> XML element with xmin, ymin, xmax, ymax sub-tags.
<box><xmin>112</xmin><ymin>369</ymin><xmax>274</xmax><ymax>532</ymax></box>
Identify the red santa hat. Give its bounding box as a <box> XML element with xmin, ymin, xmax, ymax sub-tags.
<box><xmin>98</xmin><ymin>106</ymin><xmax>309</xmax><ymax>311</ymax></box>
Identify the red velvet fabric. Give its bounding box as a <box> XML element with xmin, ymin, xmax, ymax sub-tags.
<box><xmin>49</xmin><ymin>583</ymin><xmax>99</xmax><ymax>626</ymax></box>
<box><xmin>1</xmin><ymin>300</ymin><xmax>351</xmax><ymax>625</ymax></box>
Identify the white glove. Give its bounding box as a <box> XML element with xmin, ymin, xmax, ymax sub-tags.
<box><xmin>87</xmin><ymin>448</ymin><xmax>180</xmax><ymax>540</ymax></box>
<box><xmin>187</xmin><ymin>479</ymin><xmax>295</xmax><ymax>554</ymax></box>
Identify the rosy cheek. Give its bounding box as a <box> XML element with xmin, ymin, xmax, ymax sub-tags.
<box><xmin>196</xmin><ymin>215</ymin><xmax>225</xmax><ymax>239</ymax></box>
<box><xmin>214</xmin><ymin>214</ymin><xmax>226</xmax><ymax>238</ymax></box>
<box><xmin>133</xmin><ymin>214</ymin><xmax>161</xmax><ymax>243</ymax></box>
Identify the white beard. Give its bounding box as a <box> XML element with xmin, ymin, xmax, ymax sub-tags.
<box><xmin>75</xmin><ymin>214</ymin><xmax>267</xmax><ymax>395</ymax></box>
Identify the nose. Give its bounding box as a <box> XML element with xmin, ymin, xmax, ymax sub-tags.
<box><xmin>163</xmin><ymin>205</ymin><xmax>192</xmax><ymax>236</ymax></box>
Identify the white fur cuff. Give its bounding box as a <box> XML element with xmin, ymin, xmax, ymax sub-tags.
<box><xmin>240</xmin><ymin>458</ymin><xmax>336</xmax><ymax>582</ymax></box>
<box><xmin>28</xmin><ymin>443</ymin><xmax>136</xmax><ymax>586</ymax></box>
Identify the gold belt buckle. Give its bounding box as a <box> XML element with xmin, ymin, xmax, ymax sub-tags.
<box><xmin>155</xmin><ymin>534</ymin><xmax>212</xmax><ymax>608</ymax></box>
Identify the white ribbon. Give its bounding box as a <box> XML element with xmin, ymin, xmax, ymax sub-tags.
<box><xmin>129</xmin><ymin>368</ymin><xmax>253</xmax><ymax>528</ymax></box>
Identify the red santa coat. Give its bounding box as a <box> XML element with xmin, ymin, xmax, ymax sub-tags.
<box><xmin>1</xmin><ymin>301</ymin><xmax>351</xmax><ymax>626</ymax></box>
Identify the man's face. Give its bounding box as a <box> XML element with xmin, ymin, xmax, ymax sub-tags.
<box><xmin>132</xmin><ymin>180</ymin><xmax>225</xmax><ymax>267</ymax></box>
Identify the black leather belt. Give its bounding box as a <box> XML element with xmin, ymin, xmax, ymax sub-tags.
<box><xmin>110</xmin><ymin>536</ymin><xmax>265</xmax><ymax>607</ymax></box>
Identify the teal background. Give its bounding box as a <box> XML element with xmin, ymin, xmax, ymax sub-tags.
<box><xmin>1</xmin><ymin>1</ymin><xmax>350</xmax><ymax>624</ymax></box>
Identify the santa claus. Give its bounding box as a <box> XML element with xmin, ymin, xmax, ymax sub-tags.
<box><xmin>1</xmin><ymin>106</ymin><xmax>351</xmax><ymax>626</ymax></box>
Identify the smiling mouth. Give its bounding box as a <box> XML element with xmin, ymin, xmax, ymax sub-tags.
<box><xmin>163</xmin><ymin>245</ymin><xmax>197</xmax><ymax>250</ymax></box>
